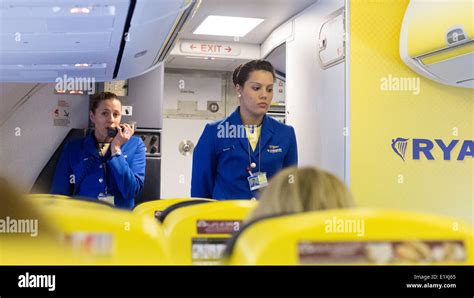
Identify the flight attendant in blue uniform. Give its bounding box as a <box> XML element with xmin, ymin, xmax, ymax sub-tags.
<box><xmin>191</xmin><ymin>60</ymin><xmax>298</xmax><ymax>200</ymax></box>
<box><xmin>50</xmin><ymin>92</ymin><xmax>146</xmax><ymax>209</ymax></box>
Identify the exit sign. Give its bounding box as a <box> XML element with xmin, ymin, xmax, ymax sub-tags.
<box><xmin>180</xmin><ymin>41</ymin><xmax>241</xmax><ymax>56</ymax></box>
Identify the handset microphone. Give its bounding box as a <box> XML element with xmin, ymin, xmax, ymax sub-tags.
<box><xmin>107</xmin><ymin>122</ymin><xmax>136</xmax><ymax>138</ymax></box>
<box><xmin>107</xmin><ymin>127</ymin><xmax>118</xmax><ymax>138</ymax></box>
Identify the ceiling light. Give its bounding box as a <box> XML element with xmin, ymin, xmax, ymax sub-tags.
<box><xmin>184</xmin><ymin>56</ymin><xmax>235</xmax><ymax>62</ymax></box>
<box><xmin>184</xmin><ymin>56</ymin><xmax>210</xmax><ymax>60</ymax></box>
<box><xmin>70</xmin><ymin>7</ymin><xmax>90</xmax><ymax>14</ymax></box>
<box><xmin>69</xmin><ymin>90</ymin><xmax>84</xmax><ymax>94</ymax></box>
<box><xmin>107</xmin><ymin>6</ymin><xmax>116</xmax><ymax>16</ymax></box>
<box><xmin>193</xmin><ymin>15</ymin><xmax>264</xmax><ymax>37</ymax></box>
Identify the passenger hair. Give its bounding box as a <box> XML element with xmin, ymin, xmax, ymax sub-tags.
<box><xmin>232</xmin><ymin>60</ymin><xmax>276</xmax><ymax>87</ymax></box>
<box><xmin>0</xmin><ymin>177</ymin><xmax>59</xmax><ymax>240</ymax></box>
<box><xmin>90</xmin><ymin>91</ymin><xmax>121</xmax><ymax>113</ymax></box>
<box><xmin>245</xmin><ymin>167</ymin><xmax>355</xmax><ymax>223</ymax></box>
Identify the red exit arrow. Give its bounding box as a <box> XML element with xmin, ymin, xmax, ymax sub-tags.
<box><xmin>225</xmin><ymin>46</ymin><xmax>232</xmax><ymax>53</ymax></box>
<box><xmin>190</xmin><ymin>44</ymin><xmax>196</xmax><ymax>50</ymax></box>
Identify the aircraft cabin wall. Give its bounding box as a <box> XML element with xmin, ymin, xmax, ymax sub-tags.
<box><xmin>124</xmin><ymin>64</ymin><xmax>164</xmax><ymax>129</ymax></box>
<box><xmin>264</xmin><ymin>0</ymin><xmax>347</xmax><ymax>181</ymax></box>
<box><xmin>159</xmin><ymin>0</ymin><xmax>348</xmax><ymax>197</ymax></box>
<box><xmin>0</xmin><ymin>64</ymin><xmax>165</xmax><ymax>195</ymax></box>
<box><xmin>0</xmin><ymin>83</ymin><xmax>90</xmax><ymax>190</ymax></box>
<box><xmin>161</xmin><ymin>69</ymin><xmax>237</xmax><ymax>198</ymax></box>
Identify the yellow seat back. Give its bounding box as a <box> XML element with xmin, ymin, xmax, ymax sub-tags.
<box><xmin>27</xmin><ymin>194</ymin><xmax>71</xmax><ymax>200</ymax></box>
<box><xmin>1</xmin><ymin>193</ymin><xmax>79</xmax><ymax>264</ymax></box>
<box><xmin>39</xmin><ymin>204</ymin><xmax>172</xmax><ymax>264</ymax></box>
<box><xmin>228</xmin><ymin>209</ymin><xmax>474</xmax><ymax>265</ymax></box>
<box><xmin>0</xmin><ymin>237</ymin><xmax>81</xmax><ymax>265</ymax></box>
<box><xmin>27</xmin><ymin>194</ymin><xmax>113</xmax><ymax>210</ymax></box>
<box><xmin>162</xmin><ymin>200</ymin><xmax>257</xmax><ymax>265</ymax></box>
<box><xmin>133</xmin><ymin>198</ymin><xmax>214</xmax><ymax>219</ymax></box>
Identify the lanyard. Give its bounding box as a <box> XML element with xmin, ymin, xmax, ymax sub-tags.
<box><xmin>246</xmin><ymin>125</ymin><xmax>261</xmax><ymax>175</ymax></box>
<box><xmin>97</xmin><ymin>143</ymin><xmax>109</xmax><ymax>196</ymax></box>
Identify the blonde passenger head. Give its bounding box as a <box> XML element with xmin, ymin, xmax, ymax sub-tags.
<box><xmin>0</xmin><ymin>177</ymin><xmax>58</xmax><ymax>240</ymax></box>
<box><xmin>246</xmin><ymin>167</ymin><xmax>355</xmax><ymax>223</ymax></box>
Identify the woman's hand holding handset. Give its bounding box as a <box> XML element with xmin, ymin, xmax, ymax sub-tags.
<box><xmin>109</xmin><ymin>122</ymin><xmax>136</xmax><ymax>156</ymax></box>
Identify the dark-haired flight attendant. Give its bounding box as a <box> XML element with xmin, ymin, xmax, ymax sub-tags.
<box><xmin>191</xmin><ymin>60</ymin><xmax>298</xmax><ymax>200</ymax></box>
<box><xmin>50</xmin><ymin>92</ymin><xmax>146</xmax><ymax>209</ymax></box>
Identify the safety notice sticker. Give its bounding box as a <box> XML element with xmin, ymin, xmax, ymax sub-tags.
<box><xmin>53</xmin><ymin>100</ymin><xmax>71</xmax><ymax>127</ymax></box>
<box><xmin>297</xmin><ymin>240</ymin><xmax>465</xmax><ymax>265</ymax></box>
<box><xmin>196</xmin><ymin>220</ymin><xmax>242</xmax><ymax>234</ymax></box>
<box><xmin>191</xmin><ymin>237</ymin><xmax>229</xmax><ymax>265</ymax></box>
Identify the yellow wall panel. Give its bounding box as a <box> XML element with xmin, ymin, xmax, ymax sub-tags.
<box><xmin>350</xmin><ymin>0</ymin><xmax>473</xmax><ymax>224</ymax></box>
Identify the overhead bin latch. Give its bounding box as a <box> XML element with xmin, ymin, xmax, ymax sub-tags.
<box><xmin>318</xmin><ymin>7</ymin><xmax>345</xmax><ymax>70</ymax></box>
<box><xmin>319</xmin><ymin>37</ymin><xmax>327</xmax><ymax>51</ymax></box>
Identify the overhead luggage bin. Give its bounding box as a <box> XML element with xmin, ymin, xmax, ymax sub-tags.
<box><xmin>226</xmin><ymin>209</ymin><xmax>474</xmax><ymax>265</ymax></box>
<box><xmin>400</xmin><ymin>0</ymin><xmax>474</xmax><ymax>88</ymax></box>
<box><xmin>0</xmin><ymin>0</ymin><xmax>199</xmax><ymax>82</ymax></box>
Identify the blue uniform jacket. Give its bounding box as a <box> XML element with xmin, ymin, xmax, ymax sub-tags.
<box><xmin>50</xmin><ymin>132</ymin><xmax>146</xmax><ymax>209</ymax></box>
<box><xmin>191</xmin><ymin>107</ymin><xmax>298</xmax><ymax>200</ymax></box>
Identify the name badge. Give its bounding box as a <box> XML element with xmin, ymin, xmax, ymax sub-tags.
<box><xmin>247</xmin><ymin>172</ymin><xmax>268</xmax><ymax>191</ymax></box>
<box><xmin>98</xmin><ymin>193</ymin><xmax>115</xmax><ymax>206</ymax></box>
<box><xmin>267</xmin><ymin>145</ymin><xmax>283</xmax><ymax>153</ymax></box>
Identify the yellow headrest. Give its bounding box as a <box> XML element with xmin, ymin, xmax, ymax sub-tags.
<box><xmin>26</xmin><ymin>193</ymin><xmax>71</xmax><ymax>199</ymax></box>
<box><xmin>27</xmin><ymin>193</ymin><xmax>71</xmax><ymax>200</ymax></box>
<box><xmin>228</xmin><ymin>209</ymin><xmax>474</xmax><ymax>265</ymax></box>
<box><xmin>27</xmin><ymin>195</ymin><xmax>113</xmax><ymax>211</ymax></box>
<box><xmin>133</xmin><ymin>198</ymin><xmax>214</xmax><ymax>219</ymax></box>
<box><xmin>162</xmin><ymin>200</ymin><xmax>258</xmax><ymax>265</ymax></box>
<box><xmin>38</xmin><ymin>205</ymin><xmax>172</xmax><ymax>265</ymax></box>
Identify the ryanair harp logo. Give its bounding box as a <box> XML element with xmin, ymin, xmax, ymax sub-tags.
<box><xmin>391</xmin><ymin>138</ymin><xmax>409</xmax><ymax>161</ymax></box>
<box><xmin>391</xmin><ymin>137</ymin><xmax>473</xmax><ymax>161</ymax></box>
